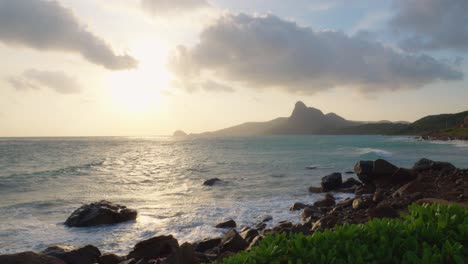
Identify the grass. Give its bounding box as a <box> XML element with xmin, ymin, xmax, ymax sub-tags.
<box><xmin>222</xmin><ymin>204</ymin><xmax>468</xmax><ymax>264</ymax></box>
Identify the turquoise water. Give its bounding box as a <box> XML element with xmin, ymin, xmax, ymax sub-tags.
<box><xmin>0</xmin><ymin>135</ymin><xmax>467</xmax><ymax>254</ymax></box>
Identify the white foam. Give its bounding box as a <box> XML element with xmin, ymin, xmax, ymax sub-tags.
<box><xmin>355</xmin><ymin>148</ymin><xmax>393</xmax><ymax>157</ymax></box>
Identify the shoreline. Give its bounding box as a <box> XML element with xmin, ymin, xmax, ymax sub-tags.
<box><xmin>1</xmin><ymin>158</ymin><xmax>467</xmax><ymax>264</ymax></box>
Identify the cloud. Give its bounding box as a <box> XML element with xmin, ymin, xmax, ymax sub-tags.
<box><xmin>169</xmin><ymin>13</ymin><xmax>463</xmax><ymax>95</ymax></box>
<box><xmin>9</xmin><ymin>69</ymin><xmax>81</xmax><ymax>94</ymax></box>
<box><xmin>141</xmin><ymin>0</ymin><xmax>209</xmax><ymax>15</ymax></box>
<box><xmin>171</xmin><ymin>78</ymin><xmax>234</xmax><ymax>93</ymax></box>
<box><xmin>390</xmin><ymin>0</ymin><xmax>468</xmax><ymax>52</ymax></box>
<box><xmin>0</xmin><ymin>0</ymin><xmax>137</xmax><ymax>70</ymax></box>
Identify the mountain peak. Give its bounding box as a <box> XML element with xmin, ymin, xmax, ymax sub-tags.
<box><xmin>294</xmin><ymin>101</ymin><xmax>307</xmax><ymax>109</ymax></box>
<box><xmin>291</xmin><ymin>101</ymin><xmax>323</xmax><ymax>120</ymax></box>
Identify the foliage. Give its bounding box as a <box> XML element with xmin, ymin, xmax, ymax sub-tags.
<box><xmin>222</xmin><ymin>204</ymin><xmax>468</xmax><ymax>264</ymax></box>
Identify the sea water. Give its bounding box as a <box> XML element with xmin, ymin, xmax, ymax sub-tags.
<box><xmin>0</xmin><ymin>135</ymin><xmax>467</xmax><ymax>254</ymax></box>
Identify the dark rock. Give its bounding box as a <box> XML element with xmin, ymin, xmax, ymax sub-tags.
<box><xmin>65</xmin><ymin>200</ymin><xmax>137</xmax><ymax>227</ymax></box>
<box><xmin>194</xmin><ymin>238</ymin><xmax>221</xmax><ymax>253</ymax></box>
<box><xmin>313</xmin><ymin>193</ymin><xmax>336</xmax><ymax>208</ymax></box>
<box><xmin>392</xmin><ymin>179</ymin><xmax>424</xmax><ymax>198</ymax></box>
<box><xmin>321</xmin><ymin>172</ymin><xmax>342</xmax><ymax>191</ymax></box>
<box><xmin>240</xmin><ymin>228</ymin><xmax>259</xmax><ymax>244</ymax></box>
<box><xmin>255</xmin><ymin>222</ymin><xmax>266</xmax><ymax>231</ymax></box>
<box><xmin>308</xmin><ymin>186</ymin><xmax>322</xmax><ymax>193</ymax></box>
<box><xmin>412</xmin><ymin>158</ymin><xmax>455</xmax><ymax>172</ymax></box>
<box><xmin>0</xmin><ymin>251</ymin><xmax>65</xmax><ymax>264</ymax></box>
<box><xmin>341</xmin><ymin>178</ymin><xmax>362</xmax><ymax>188</ymax></box>
<box><xmin>369</xmin><ymin>206</ymin><xmax>399</xmax><ymax>219</ymax></box>
<box><xmin>261</xmin><ymin>215</ymin><xmax>273</xmax><ymax>222</ymax></box>
<box><xmin>372</xmin><ymin>190</ymin><xmax>384</xmax><ymax>203</ymax></box>
<box><xmin>373</xmin><ymin>159</ymin><xmax>398</xmax><ymax>177</ymax></box>
<box><xmin>216</xmin><ymin>252</ymin><xmax>235</xmax><ymax>262</ymax></box>
<box><xmin>311</xmin><ymin>215</ymin><xmax>338</xmax><ymax>232</ymax></box>
<box><xmin>127</xmin><ymin>235</ymin><xmax>179</xmax><ymax>261</ymax></box>
<box><xmin>215</xmin><ymin>219</ymin><xmax>236</xmax><ymax>228</ymax></box>
<box><xmin>219</xmin><ymin>230</ymin><xmax>248</xmax><ymax>253</ymax></box>
<box><xmin>100</xmin><ymin>253</ymin><xmax>125</xmax><ymax>264</ymax></box>
<box><xmin>344</xmin><ymin>171</ymin><xmax>354</xmax><ymax>174</ymax></box>
<box><xmin>118</xmin><ymin>259</ymin><xmax>136</xmax><ymax>264</ymax></box>
<box><xmin>247</xmin><ymin>235</ymin><xmax>264</xmax><ymax>250</ymax></box>
<box><xmin>301</xmin><ymin>206</ymin><xmax>322</xmax><ymax>221</ymax></box>
<box><xmin>42</xmin><ymin>245</ymin><xmax>101</xmax><ymax>264</ymax></box>
<box><xmin>290</xmin><ymin>202</ymin><xmax>307</xmax><ymax>211</ymax></box>
<box><xmin>390</xmin><ymin>168</ymin><xmax>416</xmax><ymax>184</ymax></box>
<box><xmin>354</xmin><ymin>160</ymin><xmax>374</xmax><ymax>183</ymax></box>
<box><xmin>336</xmin><ymin>198</ymin><xmax>354</xmax><ymax>208</ymax></box>
<box><xmin>355</xmin><ymin>184</ymin><xmax>376</xmax><ymax>195</ymax></box>
<box><xmin>162</xmin><ymin>242</ymin><xmax>199</xmax><ymax>264</ymax></box>
<box><xmin>203</xmin><ymin>178</ymin><xmax>222</xmax><ymax>186</ymax></box>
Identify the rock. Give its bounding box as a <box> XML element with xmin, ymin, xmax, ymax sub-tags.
<box><xmin>42</xmin><ymin>245</ymin><xmax>101</xmax><ymax>264</ymax></box>
<box><xmin>373</xmin><ymin>190</ymin><xmax>384</xmax><ymax>203</ymax></box>
<box><xmin>369</xmin><ymin>206</ymin><xmax>399</xmax><ymax>219</ymax></box>
<box><xmin>240</xmin><ymin>228</ymin><xmax>259</xmax><ymax>244</ymax></box>
<box><xmin>255</xmin><ymin>222</ymin><xmax>266</xmax><ymax>231</ymax></box>
<box><xmin>311</xmin><ymin>215</ymin><xmax>338</xmax><ymax>232</ymax></box>
<box><xmin>412</xmin><ymin>158</ymin><xmax>455</xmax><ymax>172</ymax></box>
<box><xmin>341</xmin><ymin>178</ymin><xmax>362</xmax><ymax>188</ymax></box>
<box><xmin>352</xmin><ymin>197</ymin><xmax>373</xmax><ymax>210</ymax></box>
<box><xmin>321</xmin><ymin>172</ymin><xmax>342</xmax><ymax>191</ymax></box>
<box><xmin>354</xmin><ymin>160</ymin><xmax>374</xmax><ymax>183</ymax></box>
<box><xmin>373</xmin><ymin>159</ymin><xmax>398</xmax><ymax>177</ymax></box>
<box><xmin>127</xmin><ymin>235</ymin><xmax>179</xmax><ymax>261</ymax></box>
<box><xmin>65</xmin><ymin>200</ymin><xmax>137</xmax><ymax>227</ymax></box>
<box><xmin>313</xmin><ymin>193</ymin><xmax>336</xmax><ymax>208</ymax></box>
<box><xmin>308</xmin><ymin>186</ymin><xmax>322</xmax><ymax>193</ymax></box>
<box><xmin>301</xmin><ymin>206</ymin><xmax>322</xmax><ymax>221</ymax></box>
<box><xmin>355</xmin><ymin>184</ymin><xmax>376</xmax><ymax>195</ymax></box>
<box><xmin>247</xmin><ymin>235</ymin><xmax>264</xmax><ymax>250</ymax></box>
<box><xmin>215</xmin><ymin>219</ymin><xmax>236</xmax><ymax>228</ymax></box>
<box><xmin>392</xmin><ymin>179</ymin><xmax>424</xmax><ymax>198</ymax></box>
<box><xmin>290</xmin><ymin>202</ymin><xmax>307</xmax><ymax>211</ymax></box>
<box><xmin>389</xmin><ymin>168</ymin><xmax>416</xmax><ymax>184</ymax></box>
<box><xmin>219</xmin><ymin>230</ymin><xmax>248</xmax><ymax>253</ymax></box>
<box><xmin>336</xmin><ymin>198</ymin><xmax>354</xmax><ymax>208</ymax></box>
<box><xmin>0</xmin><ymin>251</ymin><xmax>65</xmax><ymax>264</ymax></box>
<box><xmin>100</xmin><ymin>253</ymin><xmax>125</xmax><ymax>264</ymax></box>
<box><xmin>194</xmin><ymin>238</ymin><xmax>221</xmax><ymax>253</ymax></box>
<box><xmin>173</xmin><ymin>130</ymin><xmax>187</xmax><ymax>137</ymax></box>
<box><xmin>203</xmin><ymin>178</ymin><xmax>222</xmax><ymax>186</ymax></box>
<box><xmin>261</xmin><ymin>215</ymin><xmax>273</xmax><ymax>222</ymax></box>
<box><xmin>162</xmin><ymin>242</ymin><xmax>199</xmax><ymax>264</ymax></box>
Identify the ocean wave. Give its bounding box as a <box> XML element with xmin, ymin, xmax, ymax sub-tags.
<box><xmin>428</xmin><ymin>140</ymin><xmax>468</xmax><ymax>148</ymax></box>
<box><xmin>355</xmin><ymin>148</ymin><xmax>393</xmax><ymax>157</ymax></box>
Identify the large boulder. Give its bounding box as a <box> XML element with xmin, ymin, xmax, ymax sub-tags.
<box><xmin>127</xmin><ymin>235</ymin><xmax>179</xmax><ymax>261</ymax></box>
<box><xmin>354</xmin><ymin>160</ymin><xmax>374</xmax><ymax>183</ymax></box>
<box><xmin>65</xmin><ymin>201</ymin><xmax>137</xmax><ymax>227</ymax></box>
<box><xmin>340</xmin><ymin>178</ymin><xmax>362</xmax><ymax>188</ymax></box>
<box><xmin>354</xmin><ymin>159</ymin><xmax>405</xmax><ymax>186</ymax></box>
<box><xmin>240</xmin><ymin>228</ymin><xmax>259</xmax><ymax>244</ymax></box>
<box><xmin>290</xmin><ymin>202</ymin><xmax>307</xmax><ymax>211</ymax></box>
<box><xmin>0</xmin><ymin>251</ymin><xmax>65</xmax><ymax>264</ymax></box>
<box><xmin>42</xmin><ymin>245</ymin><xmax>101</xmax><ymax>264</ymax></box>
<box><xmin>219</xmin><ymin>230</ymin><xmax>248</xmax><ymax>253</ymax></box>
<box><xmin>194</xmin><ymin>238</ymin><xmax>221</xmax><ymax>253</ymax></box>
<box><xmin>412</xmin><ymin>158</ymin><xmax>455</xmax><ymax>172</ymax></box>
<box><xmin>320</xmin><ymin>173</ymin><xmax>342</xmax><ymax>191</ymax></box>
<box><xmin>215</xmin><ymin>219</ymin><xmax>236</xmax><ymax>228</ymax></box>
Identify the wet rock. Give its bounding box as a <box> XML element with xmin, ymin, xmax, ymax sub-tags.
<box><xmin>354</xmin><ymin>160</ymin><xmax>374</xmax><ymax>183</ymax></box>
<box><xmin>215</xmin><ymin>219</ymin><xmax>236</xmax><ymax>228</ymax></box>
<box><xmin>65</xmin><ymin>200</ymin><xmax>137</xmax><ymax>227</ymax></box>
<box><xmin>127</xmin><ymin>235</ymin><xmax>179</xmax><ymax>261</ymax></box>
<box><xmin>194</xmin><ymin>238</ymin><xmax>221</xmax><ymax>253</ymax></box>
<box><xmin>355</xmin><ymin>184</ymin><xmax>376</xmax><ymax>195</ymax></box>
<box><xmin>321</xmin><ymin>172</ymin><xmax>342</xmax><ymax>191</ymax></box>
<box><xmin>100</xmin><ymin>253</ymin><xmax>125</xmax><ymax>264</ymax></box>
<box><xmin>352</xmin><ymin>197</ymin><xmax>373</xmax><ymax>210</ymax></box>
<box><xmin>308</xmin><ymin>186</ymin><xmax>322</xmax><ymax>193</ymax></box>
<box><xmin>203</xmin><ymin>178</ymin><xmax>222</xmax><ymax>186</ymax></box>
<box><xmin>369</xmin><ymin>206</ymin><xmax>399</xmax><ymax>219</ymax></box>
<box><xmin>301</xmin><ymin>206</ymin><xmax>322</xmax><ymax>221</ymax></box>
<box><xmin>313</xmin><ymin>193</ymin><xmax>336</xmax><ymax>208</ymax></box>
<box><xmin>161</xmin><ymin>242</ymin><xmax>199</xmax><ymax>264</ymax></box>
<box><xmin>42</xmin><ymin>245</ymin><xmax>101</xmax><ymax>264</ymax></box>
<box><xmin>290</xmin><ymin>202</ymin><xmax>307</xmax><ymax>211</ymax></box>
<box><xmin>0</xmin><ymin>251</ymin><xmax>65</xmax><ymax>264</ymax></box>
<box><xmin>341</xmin><ymin>178</ymin><xmax>362</xmax><ymax>188</ymax></box>
<box><xmin>240</xmin><ymin>228</ymin><xmax>259</xmax><ymax>244</ymax></box>
<box><xmin>219</xmin><ymin>230</ymin><xmax>248</xmax><ymax>253</ymax></box>
<box><xmin>413</xmin><ymin>158</ymin><xmax>455</xmax><ymax>172</ymax></box>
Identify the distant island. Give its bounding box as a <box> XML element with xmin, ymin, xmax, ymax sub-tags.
<box><xmin>173</xmin><ymin>130</ymin><xmax>187</xmax><ymax>137</ymax></box>
<box><xmin>185</xmin><ymin>101</ymin><xmax>468</xmax><ymax>139</ymax></box>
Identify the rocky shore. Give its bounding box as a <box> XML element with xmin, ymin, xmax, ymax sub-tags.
<box><xmin>1</xmin><ymin>158</ymin><xmax>466</xmax><ymax>264</ymax></box>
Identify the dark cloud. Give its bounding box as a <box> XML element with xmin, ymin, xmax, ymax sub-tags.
<box><xmin>0</xmin><ymin>0</ymin><xmax>137</xmax><ymax>70</ymax></box>
<box><xmin>141</xmin><ymin>0</ymin><xmax>209</xmax><ymax>15</ymax></box>
<box><xmin>9</xmin><ymin>69</ymin><xmax>81</xmax><ymax>94</ymax></box>
<box><xmin>390</xmin><ymin>0</ymin><xmax>468</xmax><ymax>52</ymax></box>
<box><xmin>169</xmin><ymin>13</ymin><xmax>463</xmax><ymax>94</ymax></box>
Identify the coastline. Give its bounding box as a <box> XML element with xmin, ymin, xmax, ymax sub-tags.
<box><xmin>1</xmin><ymin>157</ymin><xmax>466</xmax><ymax>264</ymax></box>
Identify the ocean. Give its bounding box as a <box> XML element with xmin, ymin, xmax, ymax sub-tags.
<box><xmin>1</xmin><ymin>135</ymin><xmax>467</xmax><ymax>254</ymax></box>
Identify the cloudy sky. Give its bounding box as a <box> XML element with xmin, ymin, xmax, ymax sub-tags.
<box><xmin>0</xmin><ymin>0</ymin><xmax>467</xmax><ymax>136</ymax></box>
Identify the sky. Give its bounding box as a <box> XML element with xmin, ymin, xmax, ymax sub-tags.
<box><xmin>0</xmin><ymin>0</ymin><xmax>467</xmax><ymax>136</ymax></box>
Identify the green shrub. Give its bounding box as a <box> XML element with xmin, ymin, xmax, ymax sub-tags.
<box><xmin>223</xmin><ymin>204</ymin><xmax>468</xmax><ymax>264</ymax></box>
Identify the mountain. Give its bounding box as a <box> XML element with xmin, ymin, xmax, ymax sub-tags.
<box><xmin>192</xmin><ymin>101</ymin><xmax>467</xmax><ymax>137</ymax></box>
<box><xmin>196</xmin><ymin>101</ymin><xmax>358</xmax><ymax>136</ymax></box>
